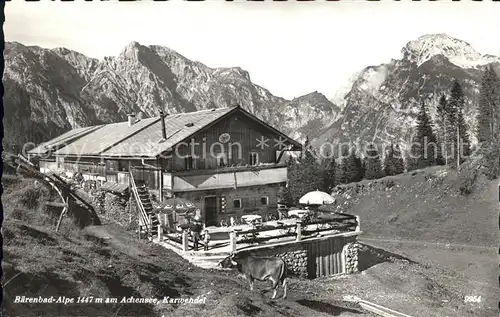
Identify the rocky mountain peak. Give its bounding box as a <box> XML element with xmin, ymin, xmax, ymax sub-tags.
<box><xmin>5</xmin><ymin>33</ymin><xmax>497</xmax><ymax>155</ymax></box>
<box><xmin>213</xmin><ymin>67</ymin><xmax>251</xmax><ymax>82</ymax></box>
<box><xmin>295</xmin><ymin>91</ymin><xmax>324</xmax><ymax>100</ymax></box>
<box><xmin>3</xmin><ymin>40</ymin><xmax>338</xmax><ymax>150</ymax></box>
<box><xmin>320</xmin><ymin>33</ymin><xmax>500</xmax><ymax>152</ymax></box>
<box><xmin>119</xmin><ymin>41</ymin><xmax>147</xmax><ymax>60</ymax></box>
<box><xmin>402</xmin><ymin>33</ymin><xmax>499</xmax><ymax>69</ymax></box>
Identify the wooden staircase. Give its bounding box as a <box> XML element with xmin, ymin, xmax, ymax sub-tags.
<box><xmin>129</xmin><ymin>170</ymin><xmax>159</xmax><ymax>238</ymax></box>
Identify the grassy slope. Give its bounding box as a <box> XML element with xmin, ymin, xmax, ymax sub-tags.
<box><xmin>330</xmin><ymin>166</ymin><xmax>498</xmax><ymax>247</ymax></box>
<box><xmin>3</xmin><ymin>166</ymin><xmax>498</xmax><ymax>317</ymax></box>
<box><xmin>326</xmin><ymin>166</ymin><xmax>499</xmax><ymax>316</ymax></box>
<box><xmin>1</xmin><ymin>177</ymin><xmax>371</xmax><ymax>317</ymax></box>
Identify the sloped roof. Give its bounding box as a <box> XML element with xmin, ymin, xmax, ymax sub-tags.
<box><xmin>101</xmin><ymin>106</ymin><xmax>302</xmax><ymax>158</ymax></box>
<box><xmin>100</xmin><ymin>107</ymin><xmax>235</xmax><ymax>157</ymax></box>
<box><xmin>48</xmin><ymin>105</ymin><xmax>301</xmax><ymax>158</ymax></box>
<box><xmin>28</xmin><ymin>125</ymin><xmax>103</xmax><ymax>155</ymax></box>
<box><xmin>54</xmin><ymin>117</ymin><xmax>160</xmax><ymax>156</ymax></box>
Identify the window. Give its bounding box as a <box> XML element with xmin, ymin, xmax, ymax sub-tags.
<box><xmin>108</xmin><ymin>160</ymin><xmax>118</xmax><ymax>172</ymax></box>
<box><xmin>184</xmin><ymin>155</ymin><xmax>194</xmax><ymax>170</ymax></box>
<box><xmin>260</xmin><ymin>196</ymin><xmax>269</xmax><ymax>206</ymax></box>
<box><xmin>249</xmin><ymin>152</ymin><xmax>259</xmax><ymax>166</ymax></box>
<box><xmin>118</xmin><ymin>160</ymin><xmax>129</xmax><ymax>172</ymax></box>
<box><xmin>233</xmin><ymin>199</ymin><xmax>242</xmax><ymax>209</ymax></box>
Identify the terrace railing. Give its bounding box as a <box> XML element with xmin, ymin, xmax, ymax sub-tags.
<box><xmin>158</xmin><ymin>212</ymin><xmax>360</xmax><ymax>253</ymax></box>
<box><xmin>230</xmin><ymin>213</ymin><xmax>360</xmax><ymax>251</ymax></box>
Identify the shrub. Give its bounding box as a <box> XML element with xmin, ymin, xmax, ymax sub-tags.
<box><xmin>20</xmin><ymin>186</ymin><xmax>45</xmax><ymax>209</ymax></box>
<box><xmin>459</xmin><ymin>164</ymin><xmax>479</xmax><ymax>195</ymax></box>
<box><xmin>458</xmin><ymin>152</ymin><xmax>482</xmax><ymax>196</ymax></box>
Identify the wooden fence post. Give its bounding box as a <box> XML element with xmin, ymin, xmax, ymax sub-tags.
<box><xmin>296</xmin><ymin>221</ymin><xmax>302</xmax><ymax>242</ymax></box>
<box><xmin>129</xmin><ymin>191</ymin><xmax>133</xmax><ymax>225</ymax></box>
<box><xmin>138</xmin><ymin>200</ymin><xmax>141</xmax><ymax>240</ymax></box>
<box><xmin>157</xmin><ymin>224</ymin><xmax>163</xmax><ymax>241</ymax></box>
<box><xmin>229</xmin><ymin>230</ymin><xmax>237</xmax><ymax>252</ymax></box>
<box><xmin>355</xmin><ymin>215</ymin><xmax>360</xmax><ymax>232</ymax></box>
<box><xmin>182</xmin><ymin>230</ymin><xmax>189</xmax><ymax>252</ymax></box>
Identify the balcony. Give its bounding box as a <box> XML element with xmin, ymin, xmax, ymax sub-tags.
<box><xmin>163</xmin><ymin>164</ymin><xmax>287</xmax><ymax>192</ymax></box>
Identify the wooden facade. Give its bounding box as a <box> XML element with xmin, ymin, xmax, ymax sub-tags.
<box><xmin>176</xmin><ymin>181</ymin><xmax>282</xmax><ymax>226</ymax></box>
<box><xmin>171</xmin><ymin>110</ymin><xmax>286</xmax><ymax>171</ymax></box>
<box><xmin>31</xmin><ymin>106</ymin><xmax>302</xmax><ymax>226</ymax></box>
<box><xmin>307</xmin><ymin>235</ymin><xmax>347</xmax><ymax>277</ymax></box>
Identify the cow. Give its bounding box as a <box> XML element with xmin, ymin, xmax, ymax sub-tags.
<box><xmin>219</xmin><ymin>252</ymin><xmax>287</xmax><ymax>299</ymax></box>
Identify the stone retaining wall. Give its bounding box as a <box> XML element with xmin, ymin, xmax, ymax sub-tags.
<box><xmin>344</xmin><ymin>242</ymin><xmax>360</xmax><ymax>274</ymax></box>
<box><xmin>239</xmin><ymin>234</ymin><xmax>360</xmax><ymax>279</ymax></box>
<box><xmin>99</xmin><ymin>191</ymin><xmax>136</xmax><ymax>229</ymax></box>
<box><xmin>246</xmin><ymin>246</ymin><xmax>309</xmax><ymax>278</ymax></box>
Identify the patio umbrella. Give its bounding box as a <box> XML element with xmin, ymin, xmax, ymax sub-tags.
<box><xmin>299</xmin><ymin>190</ymin><xmax>335</xmax><ymax>206</ymax></box>
<box><xmin>155</xmin><ymin>197</ymin><xmax>199</xmax><ymax>215</ymax></box>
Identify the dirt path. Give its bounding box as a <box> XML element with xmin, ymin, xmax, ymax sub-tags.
<box><xmin>81</xmin><ymin>222</ymin><xmax>375</xmax><ymax>317</ymax></box>
<box><xmin>82</xmin><ymin>223</ymin><xmax>150</xmax><ymax>259</ymax></box>
<box><xmin>81</xmin><ymin>223</ymin><xmax>497</xmax><ymax>317</ymax></box>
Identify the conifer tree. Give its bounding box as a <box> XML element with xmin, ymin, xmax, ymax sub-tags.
<box><xmin>355</xmin><ymin>154</ymin><xmax>365</xmax><ymax>181</ymax></box>
<box><xmin>321</xmin><ymin>156</ymin><xmax>336</xmax><ymax>193</ymax></box>
<box><xmin>393</xmin><ymin>144</ymin><xmax>406</xmax><ymax>174</ymax></box>
<box><xmin>477</xmin><ymin>66</ymin><xmax>500</xmax><ymax>144</ymax></box>
<box><xmin>302</xmin><ymin>135</ymin><xmax>310</xmax><ymax>159</ymax></box>
<box><xmin>476</xmin><ymin>66</ymin><xmax>500</xmax><ymax>179</ymax></box>
<box><xmin>277</xmin><ymin>185</ymin><xmax>292</xmax><ymax>207</ymax></box>
<box><xmin>384</xmin><ymin>144</ymin><xmax>396</xmax><ymax>176</ymax></box>
<box><xmin>385</xmin><ymin>143</ymin><xmax>406</xmax><ymax>176</ymax></box>
<box><xmin>448</xmin><ymin>80</ymin><xmax>471</xmax><ymax>163</ymax></box>
<box><xmin>436</xmin><ymin>94</ymin><xmax>451</xmax><ymax>165</ymax></box>
<box><xmin>409</xmin><ymin>100</ymin><xmax>439</xmax><ymax>169</ymax></box>
<box><xmin>281</xmin><ymin>157</ymin><xmax>297</xmax><ymax>205</ymax></box>
<box><xmin>364</xmin><ymin>143</ymin><xmax>384</xmax><ymax>179</ymax></box>
<box><xmin>285</xmin><ymin>156</ymin><xmax>300</xmax><ymax>203</ymax></box>
<box><xmin>336</xmin><ymin>147</ymin><xmax>350</xmax><ymax>184</ymax></box>
<box><xmin>300</xmin><ymin>149</ymin><xmax>323</xmax><ymax>192</ymax></box>
<box><xmin>337</xmin><ymin>146</ymin><xmax>360</xmax><ymax>184</ymax></box>
<box><xmin>285</xmin><ymin>147</ymin><xmax>325</xmax><ymax>203</ymax></box>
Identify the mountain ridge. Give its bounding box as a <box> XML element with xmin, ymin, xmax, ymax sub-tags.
<box><xmin>322</xmin><ymin>33</ymin><xmax>500</xmax><ymax>152</ymax></box>
<box><xmin>4</xmin><ymin>33</ymin><xmax>499</xmax><ymax>155</ymax></box>
<box><xmin>3</xmin><ymin>41</ymin><xmax>337</xmax><ymax>151</ymax></box>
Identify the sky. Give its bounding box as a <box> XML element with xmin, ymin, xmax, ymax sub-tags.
<box><xmin>5</xmin><ymin>1</ymin><xmax>500</xmax><ymax>101</ymax></box>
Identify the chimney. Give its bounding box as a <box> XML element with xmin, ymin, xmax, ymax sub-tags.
<box><xmin>127</xmin><ymin>113</ymin><xmax>136</xmax><ymax>127</ymax></box>
<box><xmin>160</xmin><ymin>111</ymin><xmax>167</xmax><ymax>140</ymax></box>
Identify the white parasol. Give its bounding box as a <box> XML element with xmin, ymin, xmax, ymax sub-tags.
<box><xmin>299</xmin><ymin>190</ymin><xmax>335</xmax><ymax>205</ymax></box>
